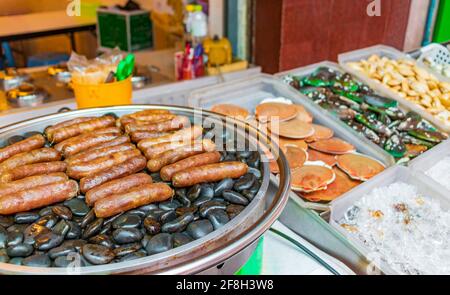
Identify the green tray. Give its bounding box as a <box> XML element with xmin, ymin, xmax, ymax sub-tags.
<box><xmin>235</xmin><ymin>237</ymin><xmax>264</xmax><ymax>275</ymax></box>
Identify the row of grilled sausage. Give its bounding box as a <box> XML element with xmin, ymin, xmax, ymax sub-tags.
<box><xmin>0</xmin><ymin>109</ymin><xmax>250</xmax><ymax>219</ymax></box>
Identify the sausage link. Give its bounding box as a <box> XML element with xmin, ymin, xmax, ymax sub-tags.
<box><xmin>124</xmin><ymin>116</ymin><xmax>190</xmax><ymax>133</ymax></box>
<box><xmin>67</xmin><ymin>149</ymin><xmax>141</xmax><ymax>179</ymax></box>
<box><xmin>60</xmin><ymin>133</ymin><xmax>120</xmax><ymax>157</ymax></box>
<box><xmin>94</xmin><ymin>183</ymin><xmax>173</xmax><ymax>218</ymax></box>
<box><xmin>160</xmin><ymin>151</ymin><xmax>221</xmax><ymax>181</ymax></box>
<box><xmin>147</xmin><ymin>139</ymin><xmax>216</xmax><ymax>172</ymax></box>
<box><xmin>172</xmin><ymin>161</ymin><xmax>248</xmax><ymax>187</ymax></box>
<box><xmin>0</xmin><ymin>180</ymin><xmax>79</xmax><ymax>215</ymax></box>
<box><xmin>80</xmin><ymin>155</ymin><xmax>147</xmax><ymax>193</ymax></box>
<box><xmin>45</xmin><ymin>117</ymin><xmax>95</xmax><ymax>140</ymax></box>
<box><xmin>0</xmin><ymin>148</ymin><xmax>61</xmax><ymax>174</ymax></box>
<box><xmin>120</xmin><ymin>113</ymin><xmax>175</xmax><ymax>127</ymax></box>
<box><xmin>0</xmin><ymin>134</ymin><xmax>46</xmax><ymax>164</ymax></box>
<box><xmin>137</xmin><ymin>125</ymin><xmax>203</xmax><ymax>149</ymax></box>
<box><xmin>54</xmin><ymin>127</ymin><xmax>121</xmax><ymax>153</ymax></box>
<box><xmin>0</xmin><ymin>173</ymin><xmax>68</xmax><ymax>195</ymax></box>
<box><xmin>138</xmin><ymin>140</ymin><xmax>190</xmax><ymax>159</ymax></box>
<box><xmin>85</xmin><ymin>173</ymin><xmax>152</xmax><ymax>205</ymax></box>
<box><xmin>75</xmin><ymin>135</ymin><xmax>131</xmax><ymax>156</ymax></box>
<box><xmin>0</xmin><ymin>161</ymin><xmax>67</xmax><ymax>183</ymax></box>
<box><xmin>66</xmin><ymin>143</ymin><xmax>135</xmax><ymax>166</ymax></box>
<box><xmin>49</xmin><ymin>115</ymin><xmax>115</xmax><ymax>143</ymax></box>
<box><xmin>130</xmin><ymin>131</ymin><xmax>172</xmax><ymax>143</ymax></box>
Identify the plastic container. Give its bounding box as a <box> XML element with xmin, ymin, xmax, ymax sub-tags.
<box><xmin>191</xmin><ymin>5</ymin><xmax>208</xmax><ymax>44</ymax></box>
<box><xmin>188</xmin><ymin>74</ymin><xmax>394</xmax><ymax>211</ymax></box>
<box><xmin>330</xmin><ymin>165</ymin><xmax>450</xmax><ymax>275</ymax></box>
<box><xmin>415</xmin><ymin>43</ymin><xmax>450</xmax><ymax>83</ymax></box>
<box><xmin>72</xmin><ymin>76</ymin><xmax>132</xmax><ymax>109</ymax></box>
<box><xmin>408</xmin><ymin>139</ymin><xmax>450</xmax><ymax>196</ymax></box>
<box><xmin>338</xmin><ymin>45</ymin><xmax>450</xmax><ymax>133</ymax></box>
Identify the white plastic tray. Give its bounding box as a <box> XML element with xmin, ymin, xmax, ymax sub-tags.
<box><xmin>188</xmin><ymin>74</ymin><xmax>394</xmax><ymax>211</ymax></box>
<box><xmin>415</xmin><ymin>43</ymin><xmax>450</xmax><ymax>83</ymax></box>
<box><xmin>338</xmin><ymin>45</ymin><xmax>450</xmax><ymax>133</ymax></box>
<box><xmin>408</xmin><ymin>139</ymin><xmax>450</xmax><ymax>196</ymax></box>
<box><xmin>330</xmin><ymin>165</ymin><xmax>450</xmax><ymax>275</ymax></box>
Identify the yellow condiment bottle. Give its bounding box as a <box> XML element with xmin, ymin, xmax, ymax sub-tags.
<box><xmin>203</xmin><ymin>35</ymin><xmax>232</xmax><ymax>67</ymax></box>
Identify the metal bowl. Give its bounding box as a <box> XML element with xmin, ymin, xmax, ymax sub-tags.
<box><xmin>0</xmin><ymin>105</ymin><xmax>291</xmax><ymax>274</ymax></box>
<box><xmin>6</xmin><ymin>83</ymin><xmax>47</xmax><ymax>107</ymax></box>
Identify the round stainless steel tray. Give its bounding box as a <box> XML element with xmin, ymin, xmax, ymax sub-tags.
<box><xmin>0</xmin><ymin>105</ymin><xmax>291</xmax><ymax>275</ymax></box>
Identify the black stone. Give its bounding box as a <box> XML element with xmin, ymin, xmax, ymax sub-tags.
<box><xmin>247</xmin><ymin>167</ymin><xmax>262</xmax><ymax>179</ymax></box>
<box><xmin>161</xmin><ymin>213</ymin><xmax>194</xmax><ymax>234</ymax></box>
<box><xmin>64</xmin><ymin>198</ymin><xmax>90</xmax><ymax>217</ymax></box>
<box><xmin>186</xmin><ymin>220</ymin><xmax>214</xmax><ymax>239</ymax></box>
<box><xmin>14</xmin><ymin>212</ymin><xmax>40</xmax><ymax>224</ymax></box>
<box><xmin>89</xmin><ymin>234</ymin><xmax>114</xmax><ymax>249</ymax></box>
<box><xmin>172</xmin><ymin>232</ymin><xmax>193</xmax><ymax>247</ymax></box>
<box><xmin>7</xmin><ymin>231</ymin><xmax>24</xmax><ymax>247</ymax></box>
<box><xmin>222</xmin><ymin>190</ymin><xmax>249</xmax><ymax>205</ymax></box>
<box><xmin>38</xmin><ymin>207</ymin><xmax>53</xmax><ymax>217</ymax></box>
<box><xmin>207</xmin><ymin>209</ymin><xmax>230</xmax><ymax>230</ymax></box>
<box><xmin>66</xmin><ymin>221</ymin><xmax>81</xmax><ymax>240</ymax></box>
<box><xmin>126</xmin><ymin>209</ymin><xmax>146</xmax><ymax>218</ymax></box>
<box><xmin>0</xmin><ymin>216</ymin><xmax>14</xmax><ymax>228</ymax></box>
<box><xmin>48</xmin><ymin>243</ymin><xmax>77</xmax><ymax>259</ymax></box>
<box><xmin>145</xmin><ymin>233</ymin><xmax>173</xmax><ymax>255</ymax></box>
<box><xmin>117</xmin><ymin>250</ymin><xmax>146</xmax><ymax>262</ymax></box>
<box><xmin>23</xmin><ymin>224</ymin><xmax>50</xmax><ymax>245</ymax></box>
<box><xmin>199</xmin><ymin>200</ymin><xmax>227</xmax><ymax>218</ymax></box>
<box><xmin>0</xmin><ymin>225</ymin><xmax>8</xmax><ymax>248</ymax></box>
<box><xmin>112</xmin><ymin>228</ymin><xmax>143</xmax><ymax>244</ymax></box>
<box><xmin>146</xmin><ymin>209</ymin><xmax>166</xmax><ymax>221</ymax></box>
<box><xmin>52</xmin><ymin>220</ymin><xmax>70</xmax><ymax>237</ymax></box>
<box><xmin>22</xmin><ymin>254</ymin><xmax>52</xmax><ymax>267</ymax></box>
<box><xmin>113</xmin><ymin>242</ymin><xmax>141</xmax><ymax>257</ymax></box>
<box><xmin>159</xmin><ymin>199</ymin><xmax>181</xmax><ymax>211</ymax></box>
<box><xmin>193</xmin><ymin>194</ymin><xmax>214</xmax><ymax>207</ymax></box>
<box><xmin>99</xmin><ymin>222</ymin><xmax>112</xmax><ymax>235</ymax></box>
<box><xmin>36</xmin><ymin>214</ymin><xmax>58</xmax><ymax>229</ymax></box>
<box><xmin>226</xmin><ymin>204</ymin><xmax>245</xmax><ymax>219</ymax></box>
<box><xmin>82</xmin><ymin>218</ymin><xmax>104</xmax><ymax>240</ymax></box>
<box><xmin>7</xmin><ymin>224</ymin><xmax>27</xmax><ymax>233</ymax></box>
<box><xmin>112</xmin><ymin>214</ymin><xmax>141</xmax><ymax>229</ymax></box>
<box><xmin>6</xmin><ymin>243</ymin><xmax>34</xmax><ymax>257</ymax></box>
<box><xmin>80</xmin><ymin>209</ymin><xmax>95</xmax><ymax>228</ymax></box>
<box><xmin>9</xmin><ymin>257</ymin><xmax>23</xmax><ymax>265</ymax></box>
<box><xmin>160</xmin><ymin>210</ymin><xmax>177</xmax><ymax>224</ymax></box>
<box><xmin>52</xmin><ymin>206</ymin><xmax>73</xmax><ymax>220</ymax></box>
<box><xmin>143</xmin><ymin>217</ymin><xmax>161</xmax><ymax>235</ymax></box>
<box><xmin>247</xmin><ymin>152</ymin><xmax>260</xmax><ymax>168</ymax></box>
<box><xmin>175</xmin><ymin>206</ymin><xmax>197</xmax><ymax>216</ymax></box>
<box><xmin>214</xmin><ymin>178</ymin><xmax>234</xmax><ymax>197</ymax></box>
<box><xmin>61</xmin><ymin>239</ymin><xmax>87</xmax><ymax>252</ymax></box>
<box><xmin>187</xmin><ymin>184</ymin><xmax>202</xmax><ymax>201</ymax></box>
<box><xmin>137</xmin><ymin>204</ymin><xmax>158</xmax><ymax>214</ymax></box>
<box><xmin>82</xmin><ymin>244</ymin><xmax>115</xmax><ymax>265</ymax></box>
<box><xmin>176</xmin><ymin>194</ymin><xmax>191</xmax><ymax>207</ymax></box>
<box><xmin>200</xmin><ymin>184</ymin><xmax>214</xmax><ymax>199</ymax></box>
<box><xmin>35</xmin><ymin>232</ymin><xmax>64</xmax><ymax>251</ymax></box>
<box><xmin>233</xmin><ymin>173</ymin><xmax>256</xmax><ymax>191</ymax></box>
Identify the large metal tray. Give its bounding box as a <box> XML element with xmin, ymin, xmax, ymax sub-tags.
<box><xmin>0</xmin><ymin>105</ymin><xmax>291</xmax><ymax>275</ymax></box>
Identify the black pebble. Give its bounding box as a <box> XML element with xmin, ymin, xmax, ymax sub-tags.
<box><xmin>64</xmin><ymin>198</ymin><xmax>90</xmax><ymax>217</ymax></box>
<box><xmin>36</xmin><ymin>214</ymin><xmax>58</xmax><ymax>229</ymax></box>
<box><xmin>14</xmin><ymin>212</ymin><xmax>40</xmax><ymax>224</ymax></box>
<box><xmin>145</xmin><ymin>233</ymin><xmax>173</xmax><ymax>255</ymax></box>
<box><xmin>112</xmin><ymin>214</ymin><xmax>142</xmax><ymax>229</ymax></box>
<box><xmin>159</xmin><ymin>199</ymin><xmax>181</xmax><ymax>211</ymax></box>
<box><xmin>233</xmin><ymin>173</ymin><xmax>256</xmax><ymax>191</ymax></box>
<box><xmin>193</xmin><ymin>194</ymin><xmax>213</xmax><ymax>207</ymax></box>
<box><xmin>52</xmin><ymin>206</ymin><xmax>73</xmax><ymax>220</ymax></box>
<box><xmin>66</xmin><ymin>221</ymin><xmax>82</xmax><ymax>240</ymax></box>
<box><xmin>146</xmin><ymin>209</ymin><xmax>166</xmax><ymax>221</ymax></box>
<box><xmin>172</xmin><ymin>232</ymin><xmax>193</xmax><ymax>247</ymax></box>
<box><xmin>82</xmin><ymin>218</ymin><xmax>104</xmax><ymax>240</ymax></box>
<box><xmin>112</xmin><ymin>228</ymin><xmax>143</xmax><ymax>244</ymax></box>
<box><xmin>200</xmin><ymin>184</ymin><xmax>214</xmax><ymax>199</ymax></box>
<box><xmin>208</xmin><ymin>209</ymin><xmax>230</xmax><ymax>230</ymax></box>
<box><xmin>22</xmin><ymin>254</ymin><xmax>51</xmax><ymax>267</ymax></box>
<box><xmin>226</xmin><ymin>204</ymin><xmax>245</xmax><ymax>219</ymax></box>
<box><xmin>48</xmin><ymin>243</ymin><xmax>77</xmax><ymax>259</ymax></box>
<box><xmin>161</xmin><ymin>213</ymin><xmax>194</xmax><ymax>234</ymax></box>
<box><xmin>89</xmin><ymin>234</ymin><xmax>114</xmax><ymax>249</ymax></box>
<box><xmin>6</xmin><ymin>243</ymin><xmax>34</xmax><ymax>257</ymax></box>
<box><xmin>199</xmin><ymin>200</ymin><xmax>227</xmax><ymax>218</ymax></box>
<box><xmin>52</xmin><ymin>220</ymin><xmax>70</xmax><ymax>237</ymax></box>
<box><xmin>0</xmin><ymin>216</ymin><xmax>14</xmax><ymax>228</ymax></box>
<box><xmin>118</xmin><ymin>251</ymin><xmax>146</xmax><ymax>262</ymax></box>
<box><xmin>0</xmin><ymin>226</ymin><xmax>7</xmax><ymax>248</ymax></box>
<box><xmin>214</xmin><ymin>178</ymin><xmax>234</xmax><ymax>197</ymax></box>
<box><xmin>80</xmin><ymin>209</ymin><xmax>95</xmax><ymax>228</ymax></box>
<box><xmin>247</xmin><ymin>167</ymin><xmax>262</xmax><ymax>179</ymax></box>
<box><xmin>113</xmin><ymin>242</ymin><xmax>141</xmax><ymax>257</ymax></box>
<box><xmin>82</xmin><ymin>244</ymin><xmax>115</xmax><ymax>265</ymax></box>
<box><xmin>9</xmin><ymin>257</ymin><xmax>23</xmax><ymax>265</ymax></box>
<box><xmin>23</xmin><ymin>224</ymin><xmax>50</xmax><ymax>245</ymax></box>
<box><xmin>187</xmin><ymin>184</ymin><xmax>202</xmax><ymax>201</ymax></box>
<box><xmin>160</xmin><ymin>210</ymin><xmax>177</xmax><ymax>224</ymax></box>
<box><xmin>7</xmin><ymin>231</ymin><xmax>24</xmax><ymax>247</ymax></box>
<box><xmin>222</xmin><ymin>190</ymin><xmax>249</xmax><ymax>205</ymax></box>
<box><xmin>143</xmin><ymin>217</ymin><xmax>161</xmax><ymax>235</ymax></box>
<box><xmin>186</xmin><ymin>220</ymin><xmax>214</xmax><ymax>240</ymax></box>
<box><xmin>35</xmin><ymin>232</ymin><xmax>64</xmax><ymax>251</ymax></box>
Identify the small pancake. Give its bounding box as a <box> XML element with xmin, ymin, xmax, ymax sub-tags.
<box><xmin>301</xmin><ymin>167</ymin><xmax>361</xmax><ymax>202</ymax></box>
<box><xmin>291</xmin><ymin>165</ymin><xmax>336</xmax><ymax>193</ymax></box>
<box><xmin>305</xmin><ymin>124</ymin><xmax>334</xmax><ymax>143</ymax></box>
<box><xmin>278</xmin><ymin>137</ymin><xmax>308</xmax><ymax>151</ymax></box>
<box><xmin>307</xmin><ymin>149</ymin><xmax>337</xmax><ymax>166</ymax></box>
<box><xmin>211</xmin><ymin>104</ymin><xmax>249</xmax><ymax>119</ymax></box>
<box><xmin>336</xmin><ymin>153</ymin><xmax>385</xmax><ymax>181</ymax></box>
<box><xmin>293</xmin><ymin>105</ymin><xmax>313</xmax><ymax>123</ymax></box>
<box><xmin>284</xmin><ymin>146</ymin><xmax>308</xmax><ymax>170</ymax></box>
<box><xmin>269</xmin><ymin>119</ymin><xmax>315</xmax><ymax>139</ymax></box>
<box><xmin>308</xmin><ymin>138</ymin><xmax>356</xmax><ymax>155</ymax></box>
<box><xmin>255</xmin><ymin>103</ymin><xmax>299</xmax><ymax>123</ymax></box>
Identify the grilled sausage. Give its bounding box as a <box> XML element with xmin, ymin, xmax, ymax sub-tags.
<box><xmin>0</xmin><ymin>134</ymin><xmax>46</xmax><ymax>164</ymax></box>
<box><xmin>45</xmin><ymin>117</ymin><xmax>95</xmax><ymax>140</ymax></box>
<box><xmin>53</xmin><ymin>127</ymin><xmax>121</xmax><ymax>153</ymax></box>
<box><xmin>49</xmin><ymin>115</ymin><xmax>115</xmax><ymax>143</ymax></box>
<box><xmin>130</xmin><ymin>131</ymin><xmax>172</xmax><ymax>143</ymax></box>
<box><xmin>80</xmin><ymin>155</ymin><xmax>147</xmax><ymax>193</ymax></box>
<box><xmin>160</xmin><ymin>151</ymin><xmax>221</xmax><ymax>181</ymax></box>
<box><xmin>0</xmin><ymin>161</ymin><xmax>67</xmax><ymax>183</ymax></box>
<box><xmin>0</xmin><ymin>148</ymin><xmax>61</xmax><ymax>174</ymax></box>
<box><xmin>73</xmin><ymin>135</ymin><xmax>131</xmax><ymax>157</ymax></box>
<box><xmin>85</xmin><ymin>173</ymin><xmax>152</xmax><ymax>205</ymax></box>
<box><xmin>66</xmin><ymin>143</ymin><xmax>135</xmax><ymax>166</ymax></box>
<box><xmin>59</xmin><ymin>133</ymin><xmax>120</xmax><ymax>157</ymax></box>
<box><xmin>67</xmin><ymin>149</ymin><xmax>141</xmax><ymax>179</ymax></box>
<box><xmin>172</xmin><ymin>161</ymin><xmax>248</xmax><ymax>187</ymax></box>
<box><xmin>124</xmin><ymin>116</ymin><xmax>190</xmax><ymax>133</ymax></box>
<box><xmin>0</xmin><ymin>180</ymin><xmax>79</xmax><ymax>215</ymax></box>
<box><xmin>94</xmin><ymin>183</ymin><xmax>173</xmax><ymax>218</ymax></box>
<box><xmin>146</xmin><ymin>139</ymin><xmax>216</xmax><ymax>172</ymax></box>
<box><xmin>0</xmin><ymin>173</ymin><xmax>68</xmax><ymax>195</ymax></box>
<box><xmin>137</xmin><ymin>125</ymin><xmax>203</xmax><ymax>149</ymax></box>
<box><xmin>120</xmin><ymin>113</ymin><xmax>175</xmax><ymax>128</ymax></box>
<box><xmin>138</xmin><ymin>140</ymin><xmax>190</xmax><ymax>159</ymax></box>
